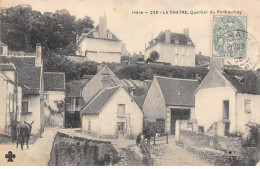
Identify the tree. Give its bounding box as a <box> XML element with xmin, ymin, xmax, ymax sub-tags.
<box><xmin>0</xmin><ymin>5</ymin><xmax>94</xmax><ymax>55</ymax></box>
<box><xmin>149</xmin><ymin>50</ymin><xmax>160</xmax><ymax>61</ymax></box>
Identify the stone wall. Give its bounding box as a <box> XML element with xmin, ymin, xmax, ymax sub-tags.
<box><xmin>175</xmin><ymin>120</ymin><xmax>259</xmax><ymax>166</ymax></box>
<box><xmin>48</xmin><ymin>132</ymin><xmax>120</xmax><ymax>166</ymax></box>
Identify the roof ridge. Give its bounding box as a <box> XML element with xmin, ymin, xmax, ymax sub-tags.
<box><xmin>155</xmin><ymin>75</ymin><xmax>198</xmax><ymax>81</ymax></box>
<box><xmin>43</xmin><ymin>72</ymin><xmax>65</xmax><ymax>74</ymax></box>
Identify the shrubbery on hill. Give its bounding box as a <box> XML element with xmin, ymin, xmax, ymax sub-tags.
<box><xmin>115</xmin><ymin>64</ymin><xmax>209</xmax><ymax>81</ymax></box>
<box><xmin>43</xmin><ymin>51</ymin><xmax>97</xmax><ymax>82</ymax></box>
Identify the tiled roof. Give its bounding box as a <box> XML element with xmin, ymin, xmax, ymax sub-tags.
<box><xmin>143</xmin><ymin>80</ymin><xmax>152</xmax><ymax>89</ymax></box>
<box><xmin>222</xmin><ymin>69</ymin><xmax>260</xmax><ymax>95</ymax></box>
<box><xmin>0</xmin><ymin>56</ymin><xmax>41</xmax><ymax>95</ymax></box>
<box><xmin>81</xmin><ymin>86</ymin><xmax>121</xmax><ymax>115</ymax></box>
<box><xmin>66</xmin><ymin>80</ymin><xmax>83</xmax><ymax>97</ymax></box>
<box><xmin>0</xmin><ymin>63</ymin><xmax>16</xmax><ymax>71</ymax></box>
<box><xmin>44</xmin><ymin>72</ymin><xmax>65</xmax><ymax>91</ymax></box>
<box><xmin>77</xmin><ymin>25</ymin><xmax>121</xmax><ymax>45</ymax></box>
<box><xmin>134</xmin><ymin>95</ymin><xmax>146</xmax><ymax>108</ymax></box>
<box><xmin>147</xmin><ymin>31</ymin><xmax>195</xmax><ymax>50</ymax></box>
<box><xmin>156</xmin><ymin>76</ymin><xmax>199</xmax><ymax>106</ymax></box>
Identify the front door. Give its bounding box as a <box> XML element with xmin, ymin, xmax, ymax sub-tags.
<box><xmin>117</xmin><ymin>122</ymin><xmax>125</xmax><ymax>139</ymax></box>
<box><xmin>223</xmin><ymin>100</ymin><xmax>229</xmax><ymax>120</ymax></box>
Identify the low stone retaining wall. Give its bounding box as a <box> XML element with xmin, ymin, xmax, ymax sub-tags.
<box><xmin>48</xmin><ymin>132</ymin><xmax>120</xmax><ymax>166</ymax></box>
<box><xmin>176</xmin><ymin>130</ymin><xmax>259</xmax><ymax>166</ymax></box>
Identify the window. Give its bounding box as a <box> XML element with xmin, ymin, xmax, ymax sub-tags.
<box><xmin>198</xmin><ymin>126</ymin><xmax>204</xmax><ymax>133</ymax></box>
<box><xmin>0</xmin><ymin>46</ymin><xmax>3</xmax><ymax>55</ymax></box>
<box><xmin>175</xmin><ymin>47</ymin><xmax>178</xmax><ymax>55</ymax></box>
<box><xmin>244</xmin><ymin>99</ymin><xmax>251</xmax><ymax>114</ymax></box>
<box><xmin>187</xmin><ymin>40</ymin><xmax>191</xmax><ymax>46</ymax></box>
<box><xmin>182</xmin><ymin>47</ymin><xmax>185</xmax><ymax>56</ymax></box>
<box><xmin>117</xmin><ymin>104</ymin><xmax>125</xmax><ymax>118</ymax></box>
<box><xmin>22</xmin><ymin>102</ymin><xmax>29</xmax><ymax>112</ymax></box>
<box><xmin>187</xmin><ymin>48</ymin><xmax>190</xmax><ymax>56</ymax></box>
<box><xmin>88</xmin><ymin>121</ymin><xmax>91</xmax><ymax>131</ymax></box>
<box><xmin>177</xmin><ymin>47</ymin><xmax>180</xmax><ymax>55</ymax></box>
<box><xmin>108</xmin><ymin>33</ymin><xmax>113</xmax><ymax>39</ymax></box>
<box><xmin>187</xmin><ymin>60</ymin><xmax>190</xmax><ymax>66</ymax></box>
<box><xmin>76</xmin><ymin>98</ymin><xmax>81</xmax><ymax>107</ymax></box>
<box><xmin>179</xmin><ymin>59</ymin><xmax>184</xmax><ymax>66</ymax></box>
<box><xmin>9</xmin><ymin>94</ymin><xmax>14</xmax><ymax>113</ymax></box>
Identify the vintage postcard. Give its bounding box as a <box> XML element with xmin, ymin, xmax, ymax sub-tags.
<box><xmin>0</xmin><ymin>0</ymin><xmax>260</xmax><ymax>166</ymax></box>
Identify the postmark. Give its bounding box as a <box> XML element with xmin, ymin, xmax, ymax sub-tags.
<box><xmin>212</xmin><ymin>15</ymin><xmax>247</xmax><ymax>58</ymax></box>
<box><xmin>225</xmin><ymin>30</ymin><xmax>260</xmax><ymax>70</ymax></box>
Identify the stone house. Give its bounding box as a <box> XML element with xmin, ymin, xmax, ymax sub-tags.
<box><xmin>143</xmin><ymin>76</ymin><xmax>199</xmax><ymax>135</ymax></box>
<box><xmin>0</xmin><ymin>43</ymin><xmax>45</xmax><ymax>134</ymax></box>
<box><xmin>82</xmin><ymin>65</ymin><xmax>123</xmax><ymax>104</ymax></box>
<box><xmin>43</xmin><ymin>72</ymin><xmax>66</xmax><ymax>127</ymax></box>
<box><xmin>0</xmin><ymin>64</ymin><xmax>22</xmax><ymax>136</ymax></box>
<box><xmin>194</xmin><ymin>67</ymin><xmax>260</xmax><ymax>136</ymax></box>
<box><xmin>145</xmin><ymin>29</ymin><xmax>195</xmax><ymax>66</ymax></box>
<box><xmin>74</xmin><ymin>15</ymin><xmax>127</xmax><ymax>63</ymax></box>
<box><xmin>81</xmin><ymin>86</ymin><xmax>143</xmax><ymax>139</ymax></box>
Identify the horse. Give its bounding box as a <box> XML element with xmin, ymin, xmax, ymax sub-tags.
<box><xmin>16</xmin><ymin>121</ymin><xmax>34</xmax><ymax>150</ymax></box>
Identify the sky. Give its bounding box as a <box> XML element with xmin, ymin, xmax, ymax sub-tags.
<box><xmin>1</xmin><ymin>0</ymin><xmax>260</xmax><ymax>58</ymax></box>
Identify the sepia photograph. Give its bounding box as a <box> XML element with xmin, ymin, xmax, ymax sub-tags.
<box><xmin>0</xmin><ymin>0</ymin><xmax>260</xmax><ymax>166</ymax></box>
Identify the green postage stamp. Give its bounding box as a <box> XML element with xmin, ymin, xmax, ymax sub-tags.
<box><xmin>212</xmin><ymin>15</ymin><xmax>247</xmax><ymax>58</ymax></box>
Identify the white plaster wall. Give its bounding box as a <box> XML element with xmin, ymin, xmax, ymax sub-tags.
<box><xmin>142</xmin><ymin>78</ymin><xmax>166</xmax><ymax>122</ymax></box>
<box><xmin>0</xmin><ymin>76</ymin><xmax>8</xmax><ymax>133</ymax></box>
<box><xmin>145</xmin><ymin>43</ymin><xmax>195</xmax><ymax>66</ymax></box>
<box><xmin>81</xmin><ymin>114</ymin><xmax>99</xmax><ymax>134</ymax></box>
<box><xmin>46</xmin><ymin>91</ymin><xmax>65</xmax><ymax>111</ymax></box>
<box><xmin>236</xmin><ymin>93</ymin><xmax>260</xmax><ymax>133</ymax></box>
<box><xmin>99</xmin><ymin>88</ymin><xmax>143</xmax><ymax>137</ymax></box>
<box><xmin>78</xmin><ymin>38</ymin><xmax>121</xmax><ymax>63</ymax></box>
<box><xmin>87</xmin><ymin>53</ymin><xmax>121</xmax><ymax>63</ymax></box>
<box><xmin>195</xmin><ymin>86</ymin><xmax>237</xmax><ymax>132</ymax></box>
<box><xmin>21</xmin><ymin>95</ymin><xmax>41</xmax><ymax>134</ymax></box>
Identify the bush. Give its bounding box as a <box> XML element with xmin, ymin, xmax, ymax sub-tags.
<box><xmin>242</xmin><ymin>122</ymin><xmax>260</xmax><ymax>147</ymax></box>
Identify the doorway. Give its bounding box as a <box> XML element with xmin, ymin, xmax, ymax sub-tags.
<box><xmin>170</xmin><ymin>109</ymin><xmax>190</xmax><ymax>135</ymax></box>
<box><xmin>223</xmin><ymin>100</ymin><xmax>229</xmax><ymax>120</ymax></box>
<box><xmin>117</xmin><ymin>122</ymin><xmax>125</xmax><ymax>139</ymax></box>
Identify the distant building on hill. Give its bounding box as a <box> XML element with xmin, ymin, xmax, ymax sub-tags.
<box><xmin>145</xmin><ymin>29</ymin><xmax>196</xmax><ymax>67</ymax></box>
<box><xmin>71</xmin><ymin>14</ymin><xmax>129</xmax><ymax>63</ymax></box>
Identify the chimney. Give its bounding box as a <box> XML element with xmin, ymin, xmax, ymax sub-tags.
<box><xmin>35</xmin><ymin>43</ymin><xmax>42</xmax><ymax>67</ymax></box>
<box><xmin>165</xmin><ymin>30</ymin><xmax>171</xmax><ymax>43</ymax></box>
<box><xmin>183</xmin><ymin>28</ymin><xmax>189</xmax><ymax>37</ymax></box>
<box><xmin>199</xmin><ymin>51</ymin><xmax>202</xmax><ymax>55</ymax></box>
<box><xmin>130</xmin><ymin>88</ymin><xmax>134</xmax><ymax>97</ymax></box>
<box><xmin>0</xmin><ymin>43</ymin><xmax>8</xmax><ymax>56</ymax></box>
<box><xmin>210</xmin><ymin>57</ymin><xmax>225</xmax><ymax>71</ymax></box>
<box><xmin>98</xmin><ymin>15</ymin><xmax>107</xmax><ymax>38</ymax></box>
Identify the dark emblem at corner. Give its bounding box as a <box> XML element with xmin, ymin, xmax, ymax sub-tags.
<box><xmin>5</xmin><ymin>151</ymin><xmax>16</xmax><ymax>162</ymax></box>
